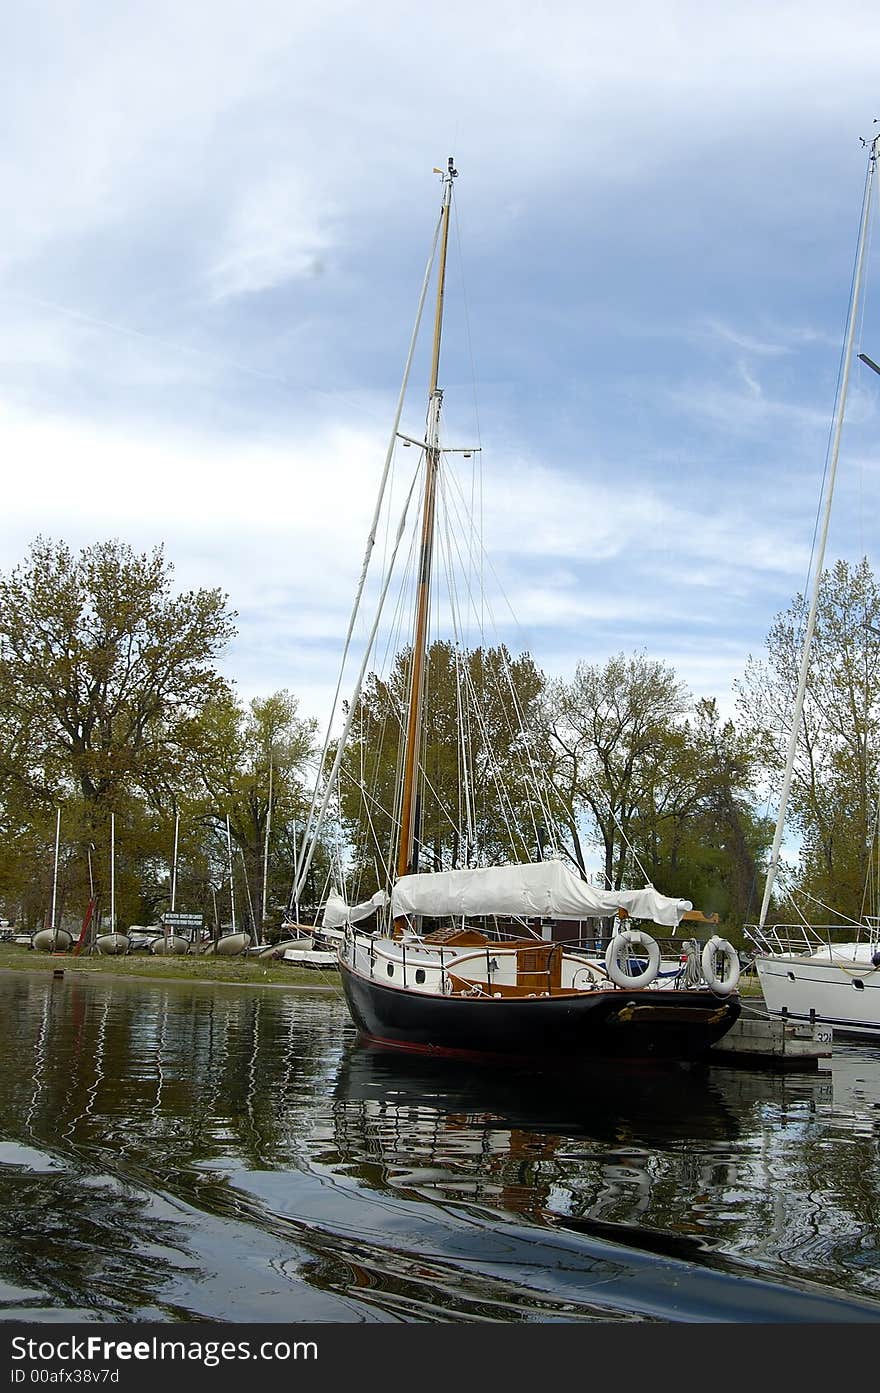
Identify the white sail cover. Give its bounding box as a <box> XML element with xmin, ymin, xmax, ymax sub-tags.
<box><xmin>321</xmin><ymin>888</ymin><xmax>387</xmax><ymax>929</ymax></box>
<box><xmin>390</xmin><ymin>861</ymin><xmax>692</xmax><ymax>928</ymax></box>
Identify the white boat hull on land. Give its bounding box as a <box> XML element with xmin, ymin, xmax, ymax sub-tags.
<box><xmin>95</xmin><ymin>932</ymin><xmax>129</xmax><ymax>955</ymax></box>
<box><xmin>32</xmin><ymin>928</ymin><xmax>73</xmax><ymax>953</ymax></box>
<box><xmin>151</xmin><ymin>934</ymin><xmax>189</xmax><ymax>955</ymax></box>
<box><xmin>203</xmin><ymin>932</ymin><xmax>251</xmax><ymax>956</ymax></box>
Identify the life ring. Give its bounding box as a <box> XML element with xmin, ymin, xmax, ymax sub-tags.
<box><xmin>701</xmin><ymin>936</ymin><xmax>741</xmax><ymax>995</ymax></box>
<box><xmin>604</xmin><ymin>928</ymin><xmax>661</xmax><ymax>988</ymax></box>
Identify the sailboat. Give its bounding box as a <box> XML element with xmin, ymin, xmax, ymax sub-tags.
<box><xmin>32</xmin><ymin>807</ymin><xmax>74</xmax><ymax>952</ymax></box>
<box><xmin>302</xmin><ymin>159</ymin><xmax>742</xmax><ymax>1064</ymax></box>
<box><xmin>202</xmin><ymin>816</ymin><xmax>251</xmax><ymax>955</ymax></box>
<box><xmin>95</xmin><ymin>812</ymin><xmax>129</xmax><ymax>954</ymax></box>
<box><xmin>748</xmin><ymin>133</ymin><xmax>880</xmax><ymax>1041</ymax></box>
<box><xmin>152</xmin><ymin>812</ymin><xmax>190</xmax><ymax>954</ymax></box>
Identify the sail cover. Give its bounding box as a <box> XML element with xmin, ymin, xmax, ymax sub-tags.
<box><xmin>321</xmin><ymin>888</ymin><xmax>387</xmax><ymax>929</ymax></box>
<box><xmin>391</xmin><ymin>860</ymin><xmax>692</xmax><ymax>928</ymax></box>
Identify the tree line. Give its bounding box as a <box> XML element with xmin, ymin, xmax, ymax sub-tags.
<box><xmin>2</xmin><ymin>537</ymin><xmax>878</xmax><ymax>935</ymax></box>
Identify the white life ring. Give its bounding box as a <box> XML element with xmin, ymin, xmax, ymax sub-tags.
<box><xmin>701</xmin><ymin>936</ymin><xmax>740</xmax><ymax>995</ymax></box>
<box><xmin>604</xmin><ymin>928</ymin><xmax>661</xmax><ymax>988</ymax></box>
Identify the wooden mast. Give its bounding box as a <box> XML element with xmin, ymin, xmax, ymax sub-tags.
<box><xmin>396</xmin><ymin>157</ymin><xmax>457</xmax><ymax>881</ymax></box>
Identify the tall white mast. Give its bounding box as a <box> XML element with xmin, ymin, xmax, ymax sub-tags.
<box><xmin>50</xmin><ymin>806</ymin><xmax>61</xmax><ymax>944</ymax></box>
<box><xmin>226</xmin><ymin>814</ymin><xmax>236</xmax><ymax>933</ymax></box>
<box><xmin>261</xmin><ymin>760</ymin><xmax>273</xmax><ymax>944</ymax></box>
<box><xmin>170</xmin><ymin>811</ymin><xmax>180</xmax><ymax>913</ymax></box>
<box><xmin>758</xmin><ymin>133</ymin><xmax>880</xmax><ymax>930</ymax></box>
<box><xmin>110</xmin><ymin>812</ymin><xmax>116</xmax><ymax>933</ymax></box>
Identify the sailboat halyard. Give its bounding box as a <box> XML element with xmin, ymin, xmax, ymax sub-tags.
<box><xmin>749</xmin><ymin>132</ymin><xmax>880</xmax><ymax>1040</ymax></box>
<box><xmin>330</xmin><ymin>160</ymin><xmax>742</xmax><ymax>1064</ymax></box>
<box><xmin>206</xmin><ymin>814</ymin><xmax>250</xmax><ymax>956</ymax></box>
<box><xmin>152</xmin><ymin>811</ymin><xmax>189</xmax><ymax>955</ymax></box>
<box><xmin>96</xmin><ymin>811</ymin><xmax>129</xmax><ymax>954</ymax></box>
<box><xmin>32</xmin><ymin>807</ymin><xmax>74</xmax><ymax>952</ymax></box>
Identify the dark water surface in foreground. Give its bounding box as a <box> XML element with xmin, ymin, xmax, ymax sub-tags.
<box><xmin>2</xmin><ymin>968</ymin><xmax>880</xmax><ymax>1324</ymax></box>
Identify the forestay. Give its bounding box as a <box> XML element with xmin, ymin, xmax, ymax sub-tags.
<box><xmin>391</xmin><ymin>860</ymin><xmax>692</xmax><ymax>927</ymax></box>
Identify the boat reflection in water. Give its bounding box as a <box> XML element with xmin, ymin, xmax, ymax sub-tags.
<box><xmin>329</xmin><ymin>1041</ymin><xmax>867</xmax><ymax>1294</ymax></box>
<box><xmin>3</xmin><ymin>971</ymin><xmax>880</xmax><ymax>1322</ymax></box>
<box><xmin>330</xmin><ymin>1045</ymin><xmax>754</xmax><ymax>1242</ymax></box>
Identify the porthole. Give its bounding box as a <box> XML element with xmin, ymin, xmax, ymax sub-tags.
<box><xmin>787</xmin><ymin>971</ymin><xmax>796</xmax><ymax>981</ymax></box>
<box><xmin>386</xmin><ymin>962</ymin><xmax>394</xmax><ymax>977</ymax></box>
<box><xmin>415</xmin><ymin>968</ymin><xmax>426</xmax><ymax>984</ymax></box>
<box><xmin>853</xmin><ymin>979</ymin><xmax>865</xmax><ymax>990</ymax></box>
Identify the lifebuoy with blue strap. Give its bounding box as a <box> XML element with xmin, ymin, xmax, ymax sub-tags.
<box><xmin>604</xmin><ymin>928</ymin><xmax>661</xmax><ymax>987</ymax></box>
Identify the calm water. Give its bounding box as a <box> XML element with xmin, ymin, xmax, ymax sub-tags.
<box><xmin>2</xmin><ymin>967</ymin><xmax>880</xmax><ymax>1323</ymax></box>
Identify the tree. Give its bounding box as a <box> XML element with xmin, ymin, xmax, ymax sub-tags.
<box><xmin>185</xmin><ymin>689</ymin><xmax>319</xmax><ymax>932</ymax></box>
<box><xmin>0</xmin><ymin>537</ymin><xmax>237</xmax><ymax>924</ymax></box>
<box><xmin>625</xmin><ymin>698</ymin><xmax>771</xmax><ymax>924</ymax></box>
<box><xmin>546</xmin><ymin>653</ymin><xmax>689</xmax><ymax>890</ymax></box>
<box><xmin>337</xmin><ymin>640</ymin><xmax>549</xmax><ymax>896</ymax></box>
<box><xmin>736</xmin><ymin>556</ymin><xmax>880</xmax><ymax>923</ymax></box>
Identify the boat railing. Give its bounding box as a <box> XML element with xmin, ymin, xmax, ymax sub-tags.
<box><xmin>743</xmin><ymin>922</ymin><xmax>880</xmax><ymax>955</ymax></box>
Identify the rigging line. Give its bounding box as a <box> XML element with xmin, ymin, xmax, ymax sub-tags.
<box><xmin>438</xmin><ymin>471</ymin><xmax>556</xmax><ymax>842</ymax></box>
<box><xmin>783</xmin><ymin>881</ymin><xmax>862</xmax><ymax>928</ymax></box>
<box><xmin>759</xmin><ymin>137</ymin><xmax>880</xmax><ymax>931</ymax></box>
<box><xmin>293</xmin><ymin>208</ymin><xmax>443</xmax><ymax>886</ymax></box>
<box><xmin>451</xmin><ymin>196</ymin><xmax>484</xmax><ymax>453</ymax></box>
<box><xmin>439</xmin><ymin>453</ymin><xmax>535</xmax><ymax>659</ymax></box>
<box><xmin>855</xmin><ymin>187</ymin><xmax>877</xmax><ymax>567</ymax></box>
<box><xmin>455</xmin><ymin>642</ymin><xmax>476</xmax><ymax>857</ymax></box>
<box><xmin>337</xmin><ymin>761</ymin><xmax>393</xmax><ymax>884</ymax></box>
<box><xmin>2</xmin><ymin>288</ymin><xmax>403</xmax><ymax>432</ymax></box>
<box><xmin>293</xmin><ymin>461</ymin><xmax>423</xmax><ymax>905</ymax></box>
<box><xmin>451</xmin><ymin>202</ymin><xmax>486</xmax><ymax>645</ymax></box>
<box><xmin>302</xmin><ymin>488</ymin><xmax>419</xmax><ymax>911</ymax></box>
<box><xmin>352</xmin><ymin>501</ymin><xmax>423</xmax><ymax>893</ymax></box>
<box><xmin>858</xmin><ymin>781</ymin><xmax>880</xmax><ymax>923</ymax></box>
<box><xmin>437</xmin><ymin>477</ymin><xmax>527</xmax><ymax>857</ymax></box>
<box><xmin>454</xmin><ymin>639</ymin><xmax>530</xmax><ymax>859</ymax></box>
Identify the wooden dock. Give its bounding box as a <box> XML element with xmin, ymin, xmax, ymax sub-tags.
<box><xmin>710</xmin><ymin>1009</ymin><xmax>832</xmax><ymax>1070</ymax></box>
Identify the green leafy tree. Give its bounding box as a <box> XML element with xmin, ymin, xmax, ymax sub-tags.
<box><xmin>625</xmin><ymin>698</ymin><xmax>771</xmax><ymax>926</ymax></box>
<box><xmin>185</xmin><ymin>689</ymin><xmax>320</xmax><ymax>933</ymax></box>
<box><xmin>736</xmin><ymin>556</ymin><xmax>880</xmax><ymax>923</ymax></box>
<box><xmin>546</xmin><ymin>653</ymin><xmax>690</xmax><ymax>890</ymax></box>
<box><xmin>0</xmin><ymin>537</ymin><xmax>237</xmax><ymax>926</ymax></box>
<box><xmin>338</xmin><ymin>640</ymin><xmax>548</xmax><ymax>896</ymax></box>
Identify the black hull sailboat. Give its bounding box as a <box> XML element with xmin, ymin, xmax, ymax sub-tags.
<box><xmin>307</xmin><ymin>158</ymin><xmax>742</xmax><ymax>1067</ymax></box>
<box><xmin>340</xmin><ymin>965</ymin><xmax>740</xmax><ymax>1062</ymax></box>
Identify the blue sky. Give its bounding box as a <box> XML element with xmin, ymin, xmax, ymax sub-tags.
<box><xmin>3</xmin><ymin>0</ymin><xmax>880</xmax><ymax>735</ymax></box>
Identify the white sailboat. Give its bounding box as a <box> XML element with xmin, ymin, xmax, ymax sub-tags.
<box><xmin>32</xmin><ymin>807</ymin><xmax>73</xmax><ymax>952</ymax></box>
<box><xmin>204</xmin><ymin>815</ymin><xmax>251</xmax><ymax>955</ymax></box>
<box><xmin>748</xmin><ymin>132</ymin><xmax>880</xmax><ymax>1039</ymax></box>
<box><xmin>95</xmin><ymin>812</ymin><xmax>129</xmax><ymax>954</ymax></box>
<box><xmin>293</xmin><ymin>159</ymin><xmax>742</xmax><ymax>1064</ymax></box>
<box><xmin>151</xmin><ymin>812</ymin><xmax>189</xmax><ymax>954</ymax></box>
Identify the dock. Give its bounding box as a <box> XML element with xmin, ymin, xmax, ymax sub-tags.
<box><xmin>710</xmin><ymin>1008</ymin><xmax>832</xmax><ymax>1070</ymax></box>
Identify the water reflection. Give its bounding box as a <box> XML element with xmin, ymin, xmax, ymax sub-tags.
<box><xmin>1</xmin><ymin>970</ymin><xmax>879</xmax><ymax>1322</ymax></box>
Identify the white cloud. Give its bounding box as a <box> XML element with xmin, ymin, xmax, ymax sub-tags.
<box><xmin>5</xmin><ymin>0</ymin><xmax>880</xmax><ymax>733</ymax></box>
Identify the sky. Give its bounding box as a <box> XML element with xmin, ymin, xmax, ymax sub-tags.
<box><xmin>4</xmin><ymin>0</ymin><xmax>880</xmax><ymax>747</ymax></box>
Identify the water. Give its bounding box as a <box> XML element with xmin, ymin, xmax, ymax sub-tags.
<box><xmin>2</xmin><ymin>968</ymin><xmax>880</xmax><ymax>1323</ymax></box>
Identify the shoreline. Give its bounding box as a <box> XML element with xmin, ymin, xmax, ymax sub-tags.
<box><xmin>0</xmin><ymin>942</ymin><xmax>340</xmax><ymax>992</ymax></box>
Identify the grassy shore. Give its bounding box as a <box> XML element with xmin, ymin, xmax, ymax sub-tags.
<box><xmin>0</xmin><ymin>940</ymin><xmax>340</xmax><ymax>991</ymax></box>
